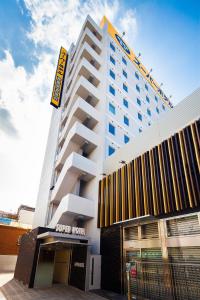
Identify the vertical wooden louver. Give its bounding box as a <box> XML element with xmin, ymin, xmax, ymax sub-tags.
<box><xmin>98</xmin><ymin>119</ymin><xmax>200</xmax><ymax>227</ymax></box>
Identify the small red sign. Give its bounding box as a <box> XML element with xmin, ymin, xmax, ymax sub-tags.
<box><xmin>130</xmin><ymin>268</ymin><xmax>137</xmax><ymax>278</ymax></box>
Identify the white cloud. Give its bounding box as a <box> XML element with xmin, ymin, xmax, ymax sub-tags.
<box><xmin>0</xmin><ymin>107</ymin><xmax>18</xmax><ymax>137</ymax></box>
<box><xmin>24</xmin><ymin>0</ymin><xmax>138</xmax><ymax>51</ymax></box>
<box><xmin>0</xmin><ymin>0</ymin><xmax>137</xmax><ymax>212</ymax></box>
<box><xmin>119</xmin><ymin>9</ymin><xmax>137</xmax><ymax>48</ymax></box>
<box><xmin>0</xmin><ymin>50</ymin><xmax>53</xmax><ymax>212</ymax></box>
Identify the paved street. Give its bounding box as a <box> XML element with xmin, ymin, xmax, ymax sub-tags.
<box><xmin>0</xmin><ymin>273</ymin><xmax>106</xmax><ymax>300</ymax></box>
<box><xmin>0</xmin><ymin>273</ymin><xmax>13</xmax><ymax>300</ymax></box>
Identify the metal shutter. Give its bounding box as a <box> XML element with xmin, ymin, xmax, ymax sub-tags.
<box><xmin>124</xmin><ymin>226</ymin><xmax>138</xmax><ymax>241</ymax></box>
<box><xmin>168</xmin><ymin>247</ymin><xmax>200</xmax><ymax>300</ymax></box>
<box><xmin>167</xmin><ymin>215</ymin><xmax>200</xmax><ymax>237</ymax></box>
<box><xmin>141</xmin><ymin>222</ymin><xmax>159</xmax><ymax>239</ymax></box>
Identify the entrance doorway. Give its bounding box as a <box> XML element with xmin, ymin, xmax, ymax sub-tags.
<box><xmin>53</xmin><ymin>248</ymin><xmax>71</xmax><ymax>284</ymax></box>
<box><xmin>34</xmin><ymin>241</ymin><xmax>88</xmax><ymax>291</ymax></box>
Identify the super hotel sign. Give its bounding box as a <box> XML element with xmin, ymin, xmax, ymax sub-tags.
<box><xmin>50</xmin><ymin>47</ymin><xmax>68</xmax><ymax>108</ymax></box>
<box><xmin>55</xmin><ymin>224</ymin><xmax>86</xmax><ymax>236</ymax></box>
<box><xmin>100</xmin><ymin>16</ymin><xmax>173</xmax><ymax>108</ymax></box>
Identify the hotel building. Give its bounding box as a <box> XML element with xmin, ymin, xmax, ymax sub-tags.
<box><xmin>14</xmin><ymin>15</ymin><xmax>200</xmax><ymax>298</ymax></box>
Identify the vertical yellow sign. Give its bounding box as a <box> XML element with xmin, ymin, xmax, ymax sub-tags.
<box><xmin>50</xmin><ymin>47</ymin><xmax>68</xmax><ymax>108</ymax></box>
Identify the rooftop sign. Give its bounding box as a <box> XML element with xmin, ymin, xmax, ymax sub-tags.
<box><xmin>100</xmin><ymin>16</ymin><xmax>173</xmax><ymax>108</ymax></box>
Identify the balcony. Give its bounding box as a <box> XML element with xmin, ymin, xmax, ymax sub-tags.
<box><xmin>51</xmin><ymin>152</ymin><xmax>97</xmax><ymax>203</ymax></box>
<box><xmin>60</xmin><ymin>97</ymin><xmax>100</xmax><ymax>144</ymax></box>
<box><xmin>64</xmin><ymin>75</ymin><xmax>101</xmax><ymax>111</ymax></box>
<box><xmin>66</xmin><ymin>57</ymin><xmax>101</xmax><ymax>102</ymax></box>
<box><xmin>81</xmin><ymin>27</ymin><xmax>102</xmax><ymax>55</ymax></box>
<box><xmin>84</xmin><ymin>17</ymin><xmax>102</xmax><ymax>42</ymax></box>
<box><xmin>48</xmin><ymin>193</ymin><xmax>94</xmax><ymax>228</ymax></box>
<box><xmin>75</xmin><ymin>57</ymin><xmax>100</xmax><ymax>86</ymax></box>
<box><xmin>56</xmin><ymin>121</ymin><xmax>99</xmax><ymax>169</ymax></box>
<box><xmin>69</xmin><ymin>41</ymin><xmax>102</xmax><ymax>78</ymax></box>
<box><xmin>69</xmin><ymin>20</ymin><xmax>102</xmax><ymax>68</ymax></box>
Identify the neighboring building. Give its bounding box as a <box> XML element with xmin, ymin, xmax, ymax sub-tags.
<box><xmin>0</xmin><ymin>205</ymin><xmax>35</xmax><ymax>228</ymax></box>
<box><xmin>98</xmin><ymin>88</ymin><xmax>200</xmax><ymax>299</ymax></box>
<box><xmin>0</xmin><ymin>205</ymin><xmax>34</xmax><ymax>272</ymax></box>
<box><xmin>0</xmin><ymin>211</ymin><xmax>17</xmax><ymax>226</ymax></box>
<box><xmin>17</xmin><ymin>205</ymin><xmax>35</xmax><ymax>226</ymax></box>
<box><xmin>14</xmin><ymin>15</ymin><xmax>199</xmax><ymax>295</ymax></box>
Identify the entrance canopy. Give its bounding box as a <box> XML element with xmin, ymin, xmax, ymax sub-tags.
<box><xmin>37</xmin><ymin>231</ymin><xmax>91</xmax><ymax>249</ymax></box>
<box><xmin>34</xmin><ymin>231</ymin><xmax>90</xmax><ymax>290</ymax></box>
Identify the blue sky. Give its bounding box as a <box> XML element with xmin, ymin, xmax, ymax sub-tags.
<box><xmin>0</xmin><ymin>0</ymin><xmax>199</xmax><ymax>212</ymax></box>
<box><xmin>0</xmin><ymin>0</ymin><xmax>199</xmax><ymax>102</ymax></box>
<box><xmin>0</xmin><ymin>1</ymin><xmax>34</xmax><ymax>70</ymax></box>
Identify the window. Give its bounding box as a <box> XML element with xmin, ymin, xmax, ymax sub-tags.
<box><xmin>110</xmin><ymin>55</ymin><xmax>115</xmax><ymax>65</ymax></box>
<box><xmin>122</xmin><ymin>57</ymin><xmax>127</xmax><ymax>65</ymax></box>
<box><xmin>110</xmin><ymin>69</ymin><xmax>115</xmax><ymax>80</ymax></box>
<box><xmin>123</xmin><ymin>98</ymin><xmax>128</xmax><ymax>108</ymax></box>
<box><xmin>109</xmin><ymin>85</ymin><xmax>115</xmax><ymax>96</ymax></box>
<box><xmin>137</xmin><ymin>98</ymin><xmax>141</xmax><ymax>106</ymax></box>
<box><xmin>110</xmin><ymin>43</ymin><xmax>115</xmax><ymax>52</ymax></box>
<box><xmin>162</xmin><ymin>104</ymin><xmax>166</xmax><ymax>111</ymax></box>
<box><xmin>147</xmin><ymin>108</ymin><xmax>151</xmax><ymax>116</ymax></box>
<box><xmin>155</xmin><ymin>96</ymin><xmax>158</xmax><ymax>102</ymax></box>
<box><xmin>138</xmin><ymin>112</ymin><xmax>142</xmax><ymax>121</ymax></box>
<box><xmin>135</xmin><ymin>72</ymin><xmax>139</xmax><ymax>80</ymax></box>
<box><xmin>109</xmin><ymin>102</ymin><xmax>115</xmax><ymax>115</ymax></box>
<box><xmin>123</xmin><ymin>83</ymin><xmax>128</xmax><ymax>92</ymax></box>
<box><xmin>124</xmin><ymin>135</ymin><xmax>129</xmax><ymax>144</ymax></box>
<box><xmin>146</xmin><ymin>96</ymin><xmax>150</xmax><ymax>103</ymax></box>
<box><xmin>145</xmin><ymin>83</ymin><xmax>148</xmax><ymax>91</ymax></box>
<box><xmin>109</xmin><ymin>123</ymin><xmax>115</xmax><ymax>135</ymax></box>
<box><xmin>108</xmin><ymin>146</ymin><xmax>115</xmax><ymax>156</ymax></box>
<box><xmin>124</xmin><ymin>116</ymin><xmax>129</xmax><ymax>126</ymax></box>
<box><xmin>156</xmin><ymin>107</ymin><xmax>159</xmax><ymax>114</ymax></box>
<box><xmin>123</xmin><ymin>70</ymin><xmax>127</xmax><ymax>78</ymax></box>
<box><xmin>136</xmin><ymin>85</ymin><xmax>140</xmax><ymax>93</ymax></box>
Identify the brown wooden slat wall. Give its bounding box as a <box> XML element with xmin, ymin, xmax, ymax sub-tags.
<box><xmin>98</xmin><ymin>119</ymin><xmax>200</xmax><ymax>228</ymax></box>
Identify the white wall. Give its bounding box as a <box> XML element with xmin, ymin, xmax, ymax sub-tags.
<box><xmin>18</xmin><ymin>209</ymin><xmax>34</xmax><ymax>226</ymax></box>
<box><xmin>104</xmin><ymin>34</ymin><xmax>171</xmax><ymax>157</ymax></box>
<box><xmin>33</xmin><ymin>108</ymin><xmax>61</xmax><ymax>228</ymax></box>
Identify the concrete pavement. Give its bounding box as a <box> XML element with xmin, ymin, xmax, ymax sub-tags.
<box><xmin>0</xmin><ymin>273</ymin><xmax>106</xmax><ymax>300</ymax></box>
<box><xmin>0</xmin><ymin>273</ymin><xmax>13</xmax><ymax>300</ymax></box>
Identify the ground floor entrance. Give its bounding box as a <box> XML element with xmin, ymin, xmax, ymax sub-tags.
<box><xmin>53</xmin><ymin>248</ymin><xmax>71</xmax><ymax>284</ymax></box>
<box><xmin>34</xmin><ymin>235</ymin><xmax>89</xmax><ymax>290</ymax></box>
<box><xmin>14</xmin><ymin>226</ymin><xmax>102</xmax><ymax>291</ymax></box>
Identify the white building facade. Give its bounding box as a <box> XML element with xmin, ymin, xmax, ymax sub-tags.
<box><xmin>33</xmin><ymin>15</ymin><xmax>173</xmax><ymax>288</ymax></box>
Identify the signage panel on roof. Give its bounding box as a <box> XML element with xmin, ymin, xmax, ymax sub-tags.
<box><xmin>100</xmin><ymin>16</ymin><xmax>173</xmax><ymax>108</ymax></box>
<box><xmin>50</xmin><ymin>47</ymin><xmax>68</xmax><ymax>108</ymax></box>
